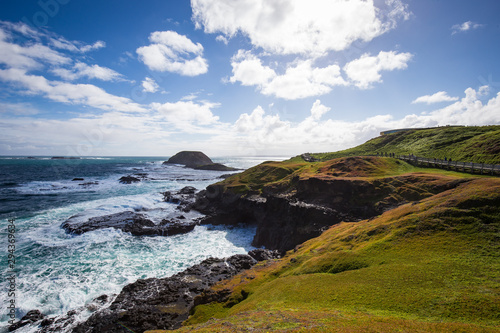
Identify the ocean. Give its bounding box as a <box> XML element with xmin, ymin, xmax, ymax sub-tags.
<box><xmin>0</xmin><ymin>156</ymin><xmax>284</xmax><ymax>332</ymax></box>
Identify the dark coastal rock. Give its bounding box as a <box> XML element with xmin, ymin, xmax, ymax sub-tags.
<box><xmin>162</xmin><ymin>186</ymin><xmax>199</xmax><ymax>211</ymax></box>
<box><xmin>18</xmin><ymin>252</ymin><xmax>273</xmax><ymax>333</ymax></box>
<box><xmin>163</xmin><ymin>151</ymin><xmax>213</xmax><ymax>168</ymax></box>
<box><xmin>178</xmin><ymin>186</ymin><xmax>196</xmax><ymax>194</ymax></box>
<box><xmin>61</xmin><ymin>211</ymin><xmax>197</xmax><ymax>237</ymax></box>
<box><xmin>8</xmin><ymin>310</ymin><xmax>45</xmax><ymax>332</ymax></box>
<box><xmin>193</xmin><ymin>163</ymin><xmax>240</xmax><ymax>171</ymax></box>
<box><xmin>119</xmin><ymin>175</ymin><xmax>141</xmax><ymax>184</ymax></box>
<box><xmin>248</xmin><ymin>248</ymin><xmax>281</xmax><ymax>261</ymax></box>
<box><xmin>220</xmin><ymin>172</ymin><xmax>241</xmax><ymax>179</ymax></box>
<box><xmin>72</xmin><ymin>178</ymin><xmax>85</xmax><ymax>181</ymax></box>
<box><xmin>71</xmin><ymin>254</ymin><xmax>259</xmax><ymax>332</ymax></box>
<box><xmin>301</xmin><ymin>153</ymin><xmax>319</xmax><ymax>162</ymax></box>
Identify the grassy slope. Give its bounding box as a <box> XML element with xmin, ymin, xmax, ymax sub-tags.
<box><xmin>144</xmin><ymin>127</ymin><xmax>500</xmax><ymax>333</ymax></box>
<box><xmin>173</xmin><ymin>177</ymin><xmax>500</xmax><ymax>332</ymax></box>
<box><xmin>216</xmin><ymin>155</ymin><xmax>473</xmax><ymax>197</ymax></box>
<box><xmin>307</xmin><ymin>125</ymin><xmax>500</xmax><ymax>164</ymax></box>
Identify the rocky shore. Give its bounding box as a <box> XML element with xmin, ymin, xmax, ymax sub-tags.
<box><xmin>11</xmin><ymin>250</ymin><xmax>279</xmax><ymax>333</ymax></box>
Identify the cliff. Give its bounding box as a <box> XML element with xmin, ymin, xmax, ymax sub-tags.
<box><xmin>192</xmin><ymin>156</ymin><xmax>469</xmax><ymax>253</ymax></box>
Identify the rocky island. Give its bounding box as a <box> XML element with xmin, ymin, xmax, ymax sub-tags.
<box><xmin>163</xmin><ymin>151</ymin><xmax>239</xmax><ymax>171</ymax></box>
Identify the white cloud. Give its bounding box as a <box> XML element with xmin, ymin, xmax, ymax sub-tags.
<box><xmin>215</xmin><ymin>35</ymin><xmax>229</xmax><ymax>45</ymax></box>
<box><xmin>1</xmin><ymin>86</ymin><xmax>498</xmax><ymax>156</ymax></box>
<box><xmin>136</xmin><ymin>30</ymin><xmax>208</xmax><ymax>76</ymax></box>
<box><xmin>0</xmin><ymin>102</ymin><xmax>40</xmax><ymax>115</ymax></box>
<box><xmin>0</xmin><ymin>68</ymin><xmax>145</xmax><ymax>113</ymax></box>
<box><xmin>142</xmin><ymin>77</ymin><xmax>160</xmax><ymax>93</ymax></box>
<box><xmin>229</xmin><ymin>51</ymin><xmax>346</xmax><ymax>100</ymax></box>
<box><xmin>51</xmin><ymin>38</ymin><xmax>106</xmax><ymax>53</ymax></box>
<box><xmin>0</xmin><ymin>27</ymin><xmax>71</xmax><ymax>70</ymax></box>
<box><xmin>229</xmin><ymin>50</ymin><xmax>276</xmax><ymax>87</ymax></box>
<box><xmin>51</xmin><ymin>62</ymin><xmax>125</xmax><ymax>81</ymax></box>
<box><xmin>151</xmin><ymin>100</ymin><xmax>220</xmax><ymax>128</ymax></box>
<box><xmin>452</xmin><ymin>21</ymin><xmax>484</xmax><ymax>35</ymax></box>
<box><xmin>228</xmin><ymin>87</ymin><xmax>500</xmax><ymax>155</ymax></box>
<box><xmin>192</xmin><ymin>0</ymin><xmax>410</xmax><ymax>56</ymax></box>
<box><xmin>309</xmin><ymin>99</ymin><xmax>330</xmax><ymax>120</ymax></box>
<box><xmin>412</xmin><ymin>91</ymin><xmax>459</xmax><ymax>104</ymax></box>
<box><xmin>343</xmin><ymin>51</ymin><xmax>413</xmax><ymax>89</ymax></box>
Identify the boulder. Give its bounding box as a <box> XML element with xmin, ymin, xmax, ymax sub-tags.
<box><xmin>119</xmin><ymin>176</ymin><xmax>140</xmax><ymax>184</ymax></box>
<box><xmin>9</xmin><ymin>310</ymin><xmax>45</xmax><ymax>332</ymax></box>
<box><xmin>163</xmin><ymin>151</ymin><xmax>213</xmax><ymax>168</ymax></box>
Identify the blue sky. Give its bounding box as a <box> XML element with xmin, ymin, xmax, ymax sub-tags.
<box><xmin>0</xmin><ymin>0</ymin><xmax>499</xmax><ymax>157</ymax></box>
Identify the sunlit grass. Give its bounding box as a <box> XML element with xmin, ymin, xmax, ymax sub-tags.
<box><xmin>173</xmin><ymin>178</ymin><xmax>500</xmax><ymax>332</ymax></box>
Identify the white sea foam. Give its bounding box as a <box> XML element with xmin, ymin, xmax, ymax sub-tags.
<box><xmin>0</xmin><ymin>156</ymin><xmax>265</xmax><ymax>332</ymax></box>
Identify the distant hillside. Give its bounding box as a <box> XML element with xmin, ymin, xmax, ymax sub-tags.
<box><xmin>308</xmin><ymin>125</ymin><xmax>500</xmax><ymax>164</ymax></box>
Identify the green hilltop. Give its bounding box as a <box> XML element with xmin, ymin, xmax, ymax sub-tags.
<box><xmin>147</xmin><ymin>125</ymin><xmax>500</xmax><ymax>333</ymax></box>
<box><xmin>306</xmin><ymin>125</ymin><xmax>500</xmax><ymax>164</ymax></box>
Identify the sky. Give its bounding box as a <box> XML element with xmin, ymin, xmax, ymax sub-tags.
<box><xmin>0</xmin><ymin>0</ymin><xmax>499</xmax><ymax>157</ymax></box>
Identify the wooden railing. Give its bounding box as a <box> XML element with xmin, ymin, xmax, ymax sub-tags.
<box><xmin>397</xmin><ymin>155</ymin><xmax>500</xmax><ymax>175</ymax></box>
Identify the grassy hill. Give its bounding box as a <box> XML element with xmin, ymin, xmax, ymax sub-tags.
<box><xmin>306</xmin><ymin>125</ymin><xmax>500</xmax><ymax>164</ymax></box>
<box><xmin>172</xmin><ymin>177</ymin><xmax>500</xmax><ymax>332</ymax></box>
<box><xmin>145</xmin><ymin>126</ymin><xmax>500</xmax><ymax>333</ymax></box>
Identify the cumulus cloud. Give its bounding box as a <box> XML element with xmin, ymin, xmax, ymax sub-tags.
<box><xmin>151</xmin><ymin>100</ymin><xmax>220</xmax><ymax>128</ymax></box>
<box><xmin>228</xmin><ymin>87</ymin><xmax>500</xmax><ymax>155</ymax></box>
<box><xmin>343</xmin><ymin>51</ymin><xmax>413</xmax><ymax>89</ymax></box>
<box><xmin>142</xmin><ymin>77</ymin><xmax>160</xmax><ymax>93</ymax></box>
<box><xmin>229</xmin><ymin>50</ymin><xmax>412</xmax><ymax>98</ymax></box>
<box><xmin>229</xmin><ymin>51</ymin><xmax>346</xmax><ymax>99</ymax></box>
<box><xmin>452</xmin><ymin>21</ymin><xmax>484</xmax><ymax>35</ymax></box>
<box><xmin>412</xmin><ymin>91</ymin><xmax>459</xmax><ymax>104</ymax></box>
<box><xmin>309</xmin><ymin>99</ymin><xmax>330</xmax><ymax>120</ymax></box>
<box><xmin>51</xmin><ymin>62</ymin><xmax>125</xmax><ymax>81</ymax></box>
<box><xmin>136</xmin><ymin>30</ymin><xmax>208</xmax><ymax>76</ymax></box>
<box><xmin>1</xmin><ymin>86</ymin><xmax>498</xmax><ymax>156</ymax></box>
<box><xmin>192</xmin><ymin>0</ymin><xmax>410</xmax><ymax>56</ymax></box>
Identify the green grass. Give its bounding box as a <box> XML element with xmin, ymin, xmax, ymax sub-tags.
<box><xmin>172</xmin><ymin>178</ymin><xmax>500</xmax><ymax>332</ymax></box>
<box><xmin>309</xmin><ymin>125</ymin><xmax>500</xmax><ymax>164</ymax></box>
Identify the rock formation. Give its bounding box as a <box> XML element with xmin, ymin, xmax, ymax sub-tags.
<box><xmin>61</xmin><ymin>211</ymin><xmax>197</xmax><ymax>237</ymax></box>
<box><xmin>163</xmin><ymin>151</ymin><xmax>240</xmax><ymax>172</ymax></box>
<box><xmin>191</xmin><ymin>157</ymin><xmax>470</xmax><ymax>254</ymax></box>
<box><xmin>18</xmin><ymin>250</ymin><xmax>280</xmax><ymax>333</ymax></box>
<box><xmin>163</xmin><ymin>151</ymin><xmax>213</xmax><ymax>168</ymax></box>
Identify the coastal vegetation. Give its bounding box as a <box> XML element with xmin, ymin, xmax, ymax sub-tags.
<box><xmin>154</xmin><ymin>125</ymin><xmax>500</xmax><ymax>332</ymax></box>
<box><xmin>307</xmin><ymin>125</ymin><xmax>500</xmax><ymax>164</ymax></box>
